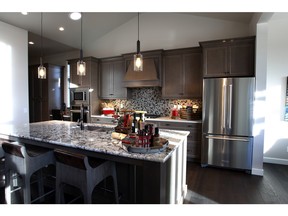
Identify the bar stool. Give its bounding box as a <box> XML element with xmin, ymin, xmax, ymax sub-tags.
<box><xmin>54</xmin><ymin>149</ymin><xmax>119</xmax><ymax>204</ymax></box>
<box><xmin>0</xmin><ymin>139</ymin><xmax>6</xmax><ymax>188</ymax></box>
<box><xmin>2</xmin><ymin>142</ymin><xmax>55</xmax><ymax>204</ymax></box>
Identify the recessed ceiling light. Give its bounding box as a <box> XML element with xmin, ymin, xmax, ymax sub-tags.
<box><xmin>69</xmin><ymin>12</ymin><xmax>81</xmax><ymax>20</ymax></box>
<box><xmin>21</xmin><ymin>12</ymin><xmax>28</xmax><ymax>15</ymax></box>
<box><xmin>28</xmin><ymin>41</ymin><xmax>34</xmax><ymax>45</ymax></box>
<box><xmin>59</xmin><ymin>27</ymin><xmax>65</xmax><ymax>31</ymax></box>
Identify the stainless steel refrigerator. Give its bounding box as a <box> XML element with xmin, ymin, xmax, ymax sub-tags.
<box><xmin>202</xmin><ymin>77</ymin><xmax>255</xmax><ymax>171</ymax></box>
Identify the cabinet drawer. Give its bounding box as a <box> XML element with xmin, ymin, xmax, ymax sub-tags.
<box><xmin>91</xmin><ymin>117</ymin><xmax>115</xmax><ymax>124</ymax></box>
<box><xmin>187</xmin><ymin>140</ymin><xmax>201</xmax><ymax>161</ymax></box>
<box><xmin>158</xmin><ymin>121</ymin><xmax>201</xmax><ymax>130</ymax></box>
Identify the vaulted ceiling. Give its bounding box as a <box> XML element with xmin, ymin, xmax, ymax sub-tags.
<box><xmin>0</xmin><ymin>12</ymin><xmax>256</xmax><ymax>58</ymax></box>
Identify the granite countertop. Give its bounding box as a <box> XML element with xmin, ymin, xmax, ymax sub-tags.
<box><xmin>0</xmin><ymin>120</ymin><xmax>189</xmax><ymax>163</ymax></box>
<box><xmin>91</xmin><ymin>114</ymin><xmax>202</xmax><ymax>123</ymax></box>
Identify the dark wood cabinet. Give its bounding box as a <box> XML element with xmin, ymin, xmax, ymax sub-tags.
<box><xmin>68</xmin><ymin>57</ymin><xmax>98</xmax><ymax>88</ymax></box>
<box><xmin>68</xmin><ymin>57</ymin><xmax>100</xmax><ymax>115</ymax></box>
<box><xmin>146</xmin><ymin>119</ymin><xmax>202</xmax><ymax>162</ymax></box>
<box><xmin>99</xmin><ymin>57</ymin><xmax>127</xmax><ymax>99</ymax></box>
<box><xmin>200</xmin><ymin>36</ymin><xmax>255</xmax><ymax>77</ymax></box>
<box><xmin>29</xmin><ymin>64</ymin><xmax>64</xmax><ymax>122</ymax></box>
<box><xmin>162</xmin><ymin>47</ymin><xmax>202</xmax><ymax>99</ymax></box>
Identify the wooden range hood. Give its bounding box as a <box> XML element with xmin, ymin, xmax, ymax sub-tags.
<box><xmin>123</xmin><ymin>59</ymin><xmax>161</xmax><ymax>88</ymax></box>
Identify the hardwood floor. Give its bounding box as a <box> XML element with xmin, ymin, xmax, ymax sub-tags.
<box><xmin>184</xmin><ymin>162</ymin><xmax>288</xmax><ymax>204</ymax></box>
<box><xmin>1</xmin><ymin>162</ymin><xmax>288</xmax><ymax>204</ymax></box>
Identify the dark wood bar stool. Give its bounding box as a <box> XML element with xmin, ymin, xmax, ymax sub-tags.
<box><xmin>54</xmin><ymin>149</ymin><xmax>119</xmax><ymax>204</ymax></box>
<box><xmin>2</xmin><ymin>142</ymin><xmax>55</xmax><ymax>204</ymax></box>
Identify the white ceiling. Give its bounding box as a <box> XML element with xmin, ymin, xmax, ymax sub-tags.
<box><xmin>0</xmin><ymin>12</ymin><xmax>256</xmax><ymax>58</ymax></box>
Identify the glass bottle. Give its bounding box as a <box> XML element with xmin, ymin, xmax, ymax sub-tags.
<box><xmin>132</xmin><ymin>112</ymin><xmax>137</xmax><ymax>133</ymax></box>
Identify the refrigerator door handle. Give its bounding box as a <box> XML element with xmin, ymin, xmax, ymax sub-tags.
<box><xmin>228</xmin><ymin>84</ymin><xmax>233</xmax><ymax>129</ymax></box>
<box><xmin>205</xmin><ymin>135</ymin><xmax>250</xmax><ymax>142</ymax></box>
<box><xmin>222</xmin><ymin>84</ymin><xmax>227</xmax><ymax>132</ymax></box>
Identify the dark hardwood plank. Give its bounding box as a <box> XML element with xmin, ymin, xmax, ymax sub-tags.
<box><xmin>184</xmin><ymin>162</ymin><xmax>288</xmax><ymax>204</ymax></box>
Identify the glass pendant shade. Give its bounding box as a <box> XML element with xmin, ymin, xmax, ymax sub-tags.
<box><xmin>134</xmin><ymin>53</ymin><xmax>143</xmax><ymax>71</ymax></box>
<box><xmin>38</xmin><ymin>65</ymin><xmax>46</xmax><ymax>79</ymax></box>
<box><xmin>77</xmin><ymin>60</ymin><xmax>86</xmax><ymax>76</ymax></box>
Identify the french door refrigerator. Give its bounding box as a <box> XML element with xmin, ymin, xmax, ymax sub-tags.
<box><xmin>202</xmin><ymin>77</ymin><xmax>255</xmax><ymax>171</ymax></box>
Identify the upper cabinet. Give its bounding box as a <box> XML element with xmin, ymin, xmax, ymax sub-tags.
<box><xmin>68</xmin><ymin>57</ymin><xmax>100</xmax><ymax>115</ymax></box>
<box><xmin>68</xmin><ymin>57</ymin><xmax>98</xmax><ymax>88</ymax></box>
<box><xmin>199</xmin><ymin>36</ymin><xmax>255</xmax><ymax>78</ymax></box>
<box><xmin>162</xmin><ymin>47</ymin><xmax>202</xmax><ymax>99</ymax></box>
<box><xmin>99</xmin><ymin>56</ymin><xmax>127</xmax><ymax>99</ymax></box>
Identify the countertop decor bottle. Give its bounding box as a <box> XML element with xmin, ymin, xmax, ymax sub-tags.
<box><xmin>132</xmin><ymin>112</ymin><xmax>137</xmax><ymax>133</ymax></box>
<box><xmin>153</xmin><ymin>127</ymin><xmax>160</xmax><ymax>146</ymax></box>
<box><xmin>138</xmin><ymin>113</ymin><xmax>144</xmax><ymax>131</ymax></box>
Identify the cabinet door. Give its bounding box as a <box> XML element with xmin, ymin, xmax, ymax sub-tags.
<box><xmin>183</xmin><ymin>52</ymin><xmax>202</xmax><ymax>98</ymax></box>
<box><xmin>99</xmin><ymin>62</ymin><xmax>113</xmax><ymax>98</ymax></box>
<box><xmin>29</xmin><ymin>65</ymin><xmax>49</xmax><ymax>122</ymax></box>
<box><xmin>229</xmin><ymin>42</ymin><xmax>255</xmax><ymax>76</ymax></box>
<box><xmin>112</xmin><ymin>61</ymin><xmax>127</xmax><ymax>99</ymax></box>
<box><xmin>99</xmin><ymin>60</ymin><xmax>126</xmax><ymax>99</ymax></box>
<box><xmin>69</xmin><ymin>62</ymin><xmax>80</xmax><ymax>87</ymax></box>
<box><xmin>201</xmin><ymin>36</ymin><xmax>255</xmax><ymax>78</ymax></box>
<box><xmin>202</xmin><ymin>46</ymin><xmax>228</xmax><ymax>77</ymax></box>
<box><xmin>69</xmin><ymin>60</ymin><xmax>90</xmax><ymax>88</ymax></box>
<box><xmin>150</xmin><ymin>120</ymin><xmax>202</xmax><ymax>162</ymax></box>
<box><xmin>162</xmin><ymin>54</ymin><xmax>183</xmax><ymax>98</ymax></box>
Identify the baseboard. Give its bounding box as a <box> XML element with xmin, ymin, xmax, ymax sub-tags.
<box><xmin>263</xmin><ymin>157</ymin><xmax>288</xmax><ymax>165</ymax></box>
<box><xmin>251</xmin><ymin>168</ymin><xmax>264</xmax><ymax>176</ymax></box>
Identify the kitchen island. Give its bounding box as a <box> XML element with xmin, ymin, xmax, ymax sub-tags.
<box><xmin>0</xmin><ymin>120</ymin><xmax>189</xmax><ymax>204</ymax></box>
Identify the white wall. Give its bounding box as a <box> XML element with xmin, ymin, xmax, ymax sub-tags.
<box><xmin>86</xmin><ymin>13</ymin><xmax>251</xmax><ymax>58</ymax></box>
<box><xmin>262</xmin><ymin>13</ymin><xmax>288</xmax><ymax>165</ymax></box>
<box><xmin>252</xmin><ymin>22</ymin><xmax>269</xmax><ymax>175</ymax></box>
<box><xmin>0</xmin><ymin>21</ymin><xmax>29</xmax><ymax>125</ymax></box>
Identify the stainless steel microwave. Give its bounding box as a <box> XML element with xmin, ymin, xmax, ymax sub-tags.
<box><xmin>70</xmin><ymin>88</ymin><xmax>89</xmax><ymax>103</ymax></box>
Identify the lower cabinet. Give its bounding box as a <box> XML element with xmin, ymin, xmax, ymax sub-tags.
<box><xmin>146</xmin><ymin>120</ymin><xmax>202</xmax><ymax>162</ymax></box>
<box><xmin>90</xmin><ymin>116</ymin><xmax>116</xmax><ymax>125</ymax></box>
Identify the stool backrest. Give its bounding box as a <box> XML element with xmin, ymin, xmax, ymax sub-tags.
<box><xmin>2</xmin><ymin>142</ymin><xmax>25</xmax><ymax>158</ymax></box>
<box><xmin>54</xmin><ymin>149</ymin><xmax>88</xmax><ymax>170</ymax></box>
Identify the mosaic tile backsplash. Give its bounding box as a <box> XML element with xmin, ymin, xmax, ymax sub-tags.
<box><xmin>100</xmin><ymin>87</ymin><xmax>202</xmax><ymax>117</ymax></box>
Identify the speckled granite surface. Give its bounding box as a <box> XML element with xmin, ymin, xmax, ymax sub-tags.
<box><xmin>0</xmin><ymin>120</ymin><xmax>189</xmax><ymax>163</ymax></box>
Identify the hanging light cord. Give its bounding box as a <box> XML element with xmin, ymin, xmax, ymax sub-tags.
<box><xmin>80</xmin><ymin>12</ymin><xmax>83</xmax><ymax>60</ymax></box>
<box><xmin>137</xmin><ymin>12</ymin><xmax>140</xmax><ymax>54</ymax></box>
<box><xmin>138</xmin><ymin>12</ymin><xmax>139</xmax><ymax>41</ymax></box>
<box><xmin>40</xmin><ymin>12</ymin><xmax>43</xmax><ymax>65</ymax></box>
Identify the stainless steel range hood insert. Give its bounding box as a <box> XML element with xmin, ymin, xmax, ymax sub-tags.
<box><xmin>123</xmin><ymin>58</ymin><xmax>161</xmax><ymax>88</ymax></box>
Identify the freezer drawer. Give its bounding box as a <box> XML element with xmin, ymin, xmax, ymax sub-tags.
<box><xmin>201</xmin><ymin>134</ymin><xmax>253</xmax><ymax>170</ymax></box>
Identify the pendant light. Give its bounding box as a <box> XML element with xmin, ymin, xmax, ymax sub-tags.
<box><xmin>38</xmin><ymin>12</ymin><xmax>46</xmax><ymax>79</ymax></box>
<box><xmin>77</xmin><ymin>12</ymin><xmax>86</xmax><ymax>76</ymax></box>
<box><xmin>134</xmin><ymin>12</ymin><xmax>143</xmax><ymax>71</ymax></box>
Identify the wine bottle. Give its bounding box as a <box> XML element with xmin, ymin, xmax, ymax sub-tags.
<box><xmin>132</xmin><ymin>112</ymin><xmax>137</xmax><ymax>133</ymax></box>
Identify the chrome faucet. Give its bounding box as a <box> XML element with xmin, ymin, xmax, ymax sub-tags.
<box><xmin>79</xmin><ymin>103</ymin><xmax>84</xmax><ymax>130</ymax></box>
